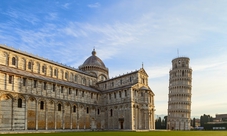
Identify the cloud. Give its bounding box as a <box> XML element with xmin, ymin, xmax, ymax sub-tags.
<box><xmin>62</xmin><ymin>3</ymin><xmax>70</xmax><ymax>9</ymax></box>
<box><xmin>88</xmin><ymin>2</ymin><xmax>100</xmax><ymax>8</ymax></box>
<box><xmin>46</xmin><ymin>13</ymin><xmax>58</xmax><ymax>20</ymax></box>
<box><xmin>2</xmin><ymin>8</ymin><xmax>40</xmax><ymax>25</ymax></box>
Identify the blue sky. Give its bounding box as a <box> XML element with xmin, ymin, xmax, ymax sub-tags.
<box><xmin>1</xmin><ymin>0</ymin><xmax>227</xmax><ymax>118</ymax></box>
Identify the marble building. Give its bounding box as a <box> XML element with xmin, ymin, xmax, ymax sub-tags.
<box><xmin>167</xmin><ymin>57</ymin><xmax>192</xmax><ymax>130</ymax></box>
<box><xmin>0</xmin><ymin>44</ymin><xmax>155</xmax><ymax>131</ymax></box>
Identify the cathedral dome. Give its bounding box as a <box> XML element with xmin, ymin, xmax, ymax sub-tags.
<box><xmin>82</xmin><ymin>49</ymin><xmax>106</xmax><ymax>68</ymax></box>
<box><xmin>79</xmin><ymin>49</ymin><xmax>109</xmax><ymax>81</ymax></box>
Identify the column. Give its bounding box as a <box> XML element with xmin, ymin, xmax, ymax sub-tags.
<box><xmin>54</xmin><ymin>103</ymin><xmax>56</xmax><ymax>130</ymax></box>
<box><xmin>152</xmin><ymin>109</ymin><xmax>155</xmax><ymax>130</ymax></box>
<box><xmin>11</xmin><ymin>98</ymin><xmax>14</xmax><ymax>130</ymax></box>
<box><xmin>35</xmin><ymin>99</ymin><xmax>38</xmax><ymax>130</ymax></box>
<box><xmin>25</xmin><ymin>98</ymin><xmax>27</xmax><ymax>130</ymax></box>
<box><xmin>70</xmin><ymin>105</ymin><xmax>72</xmax><ymax>129</ymax></box>
<box><xmin>45</xmin><ymin>100</ymin><xmax>48</xmax><ymax>130</ymax></box>
<box><xmin>62</xmin><ymin>104</ymin><xmax>65</xmax><ymax>129</ymax></box>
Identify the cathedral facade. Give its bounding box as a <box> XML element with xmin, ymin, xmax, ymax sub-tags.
<box><xmin>0</xmin><ymin>44</ymin><xmax>155</xmax><ymax>131</ymax></box>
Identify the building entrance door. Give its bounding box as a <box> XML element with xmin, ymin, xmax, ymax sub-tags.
<box><xmin>118</xmin><ymin>118</ymin><xmax>124</xmax><ymax>129</ymax></box>
<box><xmin>120</xmin><ymin>121</ymin><xmax>123</xmax><ymax>129</ymax></box>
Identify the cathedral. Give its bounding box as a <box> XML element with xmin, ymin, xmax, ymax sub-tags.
<box><xmin>0</xmin><ymin>44</ymin><xmax>155</xmax><ymax>131</ymax></box>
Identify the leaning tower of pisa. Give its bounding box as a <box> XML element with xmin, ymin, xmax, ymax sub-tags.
<box><xmin>167</xmin><ymin>57</ymin><xmax>192</xmax><ymax>130</ymax></box>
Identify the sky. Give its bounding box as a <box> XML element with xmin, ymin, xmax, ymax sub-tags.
<box><xmin>0</xmin><ymin>0</ymin><xmax>227</xmax><ymax>118</ymax></box>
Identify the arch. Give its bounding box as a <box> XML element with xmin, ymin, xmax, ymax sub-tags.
<box><xmin>65</xmin><ymin>72</ymin><xmax>68</xmax><ymax>79</ymax></box>
<box><xmin>27</xmin><ymin>96</ymin><xmax>37</xmax><ymax>130</ymax></box>
<box><xmin>0</xmin><ymin>94</ymin><xmax>13</xmax><ymax>130</ymax></box>
<box><xmin>40</xmin><ymin>101</ymin><xmax>44</xmax><ymax>110</ymax></box>
<box><xmin>73</xmin><ymin>105</ymin><xmax>76</xmax><ymax>112</ymax></box>
<box><xmin>22</xmin><ymin>58</ymin><xmax>26</xmax><ymax>70</ymax></box>
<box><xmin>110</xmin><ymin>109</ymin><xmax>113</xmax><ymax>117</ymax></box>
<box><xmin>42</xmin><ymin>65</ymin><xmax>46</xmax><ymax>73</ymax></box>
<box><xmin>54</xmin><ymin>68</ymin><xmax>58</xmax><ymax>76</ymax></box>
<box><xmin>98</xmin><ymin>74</ymin><xmax>107</xmax><ymax>81</ymax></box>
<box><xmin>70</xmin><ymin>73</ymin><xmax>74</xmax><ymax>81</ymax></box>
<box><xmin>58</xmin><ymin>103</ymin><xmax>62</xmax><ymax>111</ymax></box>
<box><xmin>49</xmin><ymin>66</ymin><xmax>53</xmax><ymax>77</ymax></box>
<box><xmin>12</xmin><ymin>56</ymin><xmax>16</xmax><ymax>66</ymax></box>
<box><xmin>36</xmin><ymin>62</ymin><xmax>40</xmax><ymax>73</ymax></box>
<box><xmin>82</xmin><ymin>78</ymin><xmax>86</xmax><ymax>85</ymax></box>
<box><xmin>18</xmin><ymin>98</ymin><xmax>23</xmax><ymax>108</ymax></box>
<box><xmin>74</xmin><ymin>75</ymin><xmax>78</xmax><ymax>82</ymax></box>
<box><xmin>28</xmin><ymin>61</ymin><xmax>32</xmax><ymax>70</ymax></box>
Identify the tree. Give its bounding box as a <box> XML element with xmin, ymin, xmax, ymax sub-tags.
<box><xmin>200</xmin><ymin>114</ymin><xmax>213</xmax><ymax>127</ymax></box>
<box><xmin>155</xmin><ymin>117</ymin><xmax>162</xmax><ymax>129</ymax></box>
<box><xmin>193</xmin><ymin>118</ymin><xmax>196</xmax><ymax>127</ymax></box>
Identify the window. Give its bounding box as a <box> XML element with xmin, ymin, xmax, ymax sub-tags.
<box><xmin>73</xmin><ymin>106</ymin><xmax>76</xmax><ymax>112</ymax></box>
<box><xmin>110</xmin><ymin>109</ymin><xmax>113</xmax><ymax>117</ymax></box>
<box><xmin>96</xmin><ymin>94</ymin><xmax>98</xmax><ymax>100</ymax></box>
<box><xmin>44</xmin><ymin>82</ymin><xmax>47</xmax><ymax>90</ymax></box>
<box><xmin>49</xmin><ymin>67</ymin><xmax>52</xmax><ymax>77</ymax></box>
<box><xmin>105</xmin><ymin>84</ymin><xmax>107</xmax><ymax>89</ymax></box>
<box><xmin>61</xmin><ymin>86</ymin><xmax>64</xmax><ymax>93</ymax></box>
<box><xmin>125</xmin><ymin>90</ymin><xmax>127</xmax><ymax>97</ymax></box>
<box><xmin>109</xmin><ymin>94</ymin><xmax>111</xmax><ymax>99</ymax></box>
<box><xmin>76</xmin><ymin>89</ymin><xmax>78</xmax><ymax>96</ymax></box>
<box><xmin>42</xmin><ymin>65</ymin><xmax>45</xmax><ymax>73</ymax></box>
<box><xmin>182</xmin><ymin>71</ymin><xmax>184</xmax><ymax>76</ymax></box>
<box><xmin>34</xmin><ymin>80</ymin><xmax>37</xmax><ymax>88</ymax></box>
<box><xmin>53</xmin><ymin>84</ymin><xmax>55</xmax><ymax>92</ymax></box>
<box><xmin>54</xmin><ymin>69</ymin><xmax>57</xmax><ymax>76</ymax></box>
<box><xmin>178</xmin><ymin>60</ymin><xmax>181</xmax><ymax>64</ymax></box>
<box><xmin>8</xmin><ymin>75</ymin><xmax>13</xmax><ymax>84</ymax></box>
<box><xmin>82</xmin><ymin>78</ymin><xmax>86</xmax><ymax>85</ymax></box>
<box><xmin>82</xmin><ymin>91</ymin><xmax>84</xmax><ymax>97</ymax></box>
<box><xmin>28</xmin><ymin>61</ymin><xmax>32</xmax><ymax>69</ymax></box>
<box><xmin>91</xmin><ymin>93</ymin><xmax>93</xmax><ymax>99</ymax></box>
<box><xmin>97</xmin><ymin>109</ymin><xmax>100</xmax><ymax>115</ymax></box>
<box><xmin>18</xmin><ymin>98</ymin><xmax>22</xmax><ymax>108</ymax></box>
<box><xmin>87</xmin><ymin>107</ymin><xmax>89</xmax><ymax>114</ymax></box>
<box><xmin>65</xmin><ymin>72</ymin><xmax>68</xmax><ymax>79</ymax></box>
<box><xmin>141</xmin><ymin>92</ymin><xmax>143</xmax><ymax>97</ymax></box>
<box><xmin>114</xmin><ymin>93</ymin><xmax>116</xmax><ymax>98</ymax></box>
<box><xmin>74</xmin><ymin>75</ymin><xmax>78</xmax><ymax>82</ymax></box>
<box><xmin>119</xmin><ymin>91</ymin><xmax>121</xmax><ymax>98</ymax></box>
<box><xmin>129</xmin><ymin>77</ymin><xmax>132</xmax><ymax>82</ymax></box>
<box><xmin>69</xmin><ymin>88</ymin><xmax>71</xmax><ymax>94</ymax></box>
<box><xmin>22</xmin><ymin>59</ymin><xmax>26</xmax><ymax>70</ymax></box>
<box><xmin>112</xmin><ymin>82</ymin><xmax>114</xmax><ymax>87</ymax></box>
<box><xmin>58</xmin><ymin>104</ymin><xmax>61</xmax><ymax>111</ymax></box>
<box><xmin>120</xmin><ymin>79</ymin><xmax>122</xmax><ymax>85</ymax></box>
<box><xmin>12</xmin><ymin>57</ymin><xmax>16</xmax><ymax>65</ymax></box>
<box><xmin>36</xmin><ymin>62</ymin><xmax>40</xmax><ymax>73</ymax></box>
<box><xmin>23</xmin><ymin>78</ymin><xmax>26</xmax><ymax>86</ymax></box>
<box><xmin>40</xmin><ymin>101</ymin><xmax>44</xmax><ymax>110</ymax></box>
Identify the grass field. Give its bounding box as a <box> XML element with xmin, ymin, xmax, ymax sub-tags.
<box><xmin>1</xmin><ymin>131</ymin><xmax>227</xmax><ymax>136</ymax></box>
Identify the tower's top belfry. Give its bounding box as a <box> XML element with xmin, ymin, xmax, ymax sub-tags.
<box><xmin>171</xmin><ymin>57</ymin><xmax>190</xmax><ymax>69</ymax></box>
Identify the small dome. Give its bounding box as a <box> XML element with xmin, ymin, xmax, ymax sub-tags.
<box><xmin>82</xmin><ymin>49</ymin><xmax>106</xmax><ymax>68</ymax></box>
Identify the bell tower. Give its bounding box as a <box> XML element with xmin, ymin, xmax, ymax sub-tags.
<box><xmin>167</xmin><ymin>57</ymin><xmax>192</xmax><ymax>130</ymax></box>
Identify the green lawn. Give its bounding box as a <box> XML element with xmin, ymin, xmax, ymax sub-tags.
<box><xmin>2</xmin><ymin>131</ymin><xmax>227</xmax><ymax>136</ymax></box>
